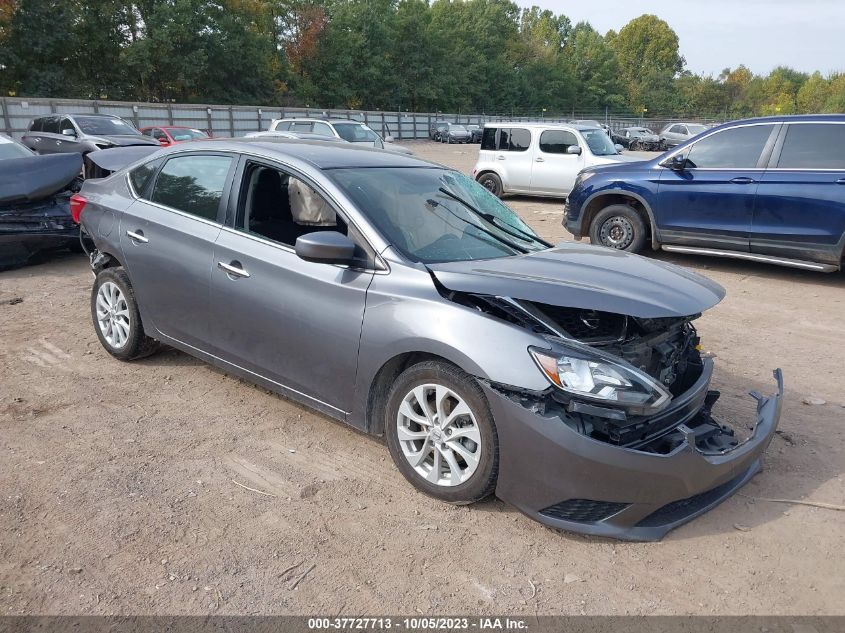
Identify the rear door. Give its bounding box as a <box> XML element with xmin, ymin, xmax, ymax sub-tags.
<box><xmin>655</xmin><ymin>123</ymin><xmax>778</xmax><ymax>250</ymax></box>
<box><xmin>208</xmin><ymin>158</ymin><xmax>374</xmax><ymax>413</ymax></box>
<box><xmin>34</xmin><ymin>116</ymin><xmax>62</xmax><ymax>154</ymax></box>
<box><xmin>529</xmin><ymin>128</ymin><xmax>584</xmax><ymax>195</ymax></box>
<box><xmin>752</xmin><ymin>122</ymin><xmax>845</xmax><ymax>264</ymax></box>
<box><xmin>488</xmin><ymin>127</ymin><xmax>532</xmax><ymax>193</ymax></box>
<box><xmin>119</xmin><ymin>152</ymin><xmax>237</xmax><ymax>349</ymax></box>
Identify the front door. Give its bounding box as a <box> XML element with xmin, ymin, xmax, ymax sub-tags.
<box><xmin>119</xmin><ymin>152</ymin><xmax>236</xmax><ymax>348</ymax></box>
<box><xmin>752</xmin><ymin>122</ymin><xmax>845</xmax><ymax>264</ymax></box>
<box><xmin>655</xmin><ymin>123</ymin><xmax>778</xmax><ymax>250</ymax></box>
<box><xmin>529</xmin><ymin>128</ymin><xmax>584</xmax><ymax>195</ymax></box>
<box><xmin>209</xmin><ymin>159</ymin><xmax>374</xmax><ymax>413</ymax></box>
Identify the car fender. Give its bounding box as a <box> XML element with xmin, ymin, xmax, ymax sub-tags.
<box><xmin>580</xmin><ymin>186</ymin><xmax>661</xmax><ymax>249</ymax></box>
<box><xmin>348</xmin><ymin>263</ymin><xmax>551</xmax><ymax>432</ymax></box>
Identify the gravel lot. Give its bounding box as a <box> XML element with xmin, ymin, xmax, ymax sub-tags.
<box><xmin>1</xmin><ymin>141</ymin><xmax>843</xmax><ymax>616</ymax></box>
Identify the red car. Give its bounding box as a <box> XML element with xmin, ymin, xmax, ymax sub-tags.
<box><xmin>139</xmin><ymin>126</ymin><xmax>211</xmax><ymax>146</ymax></box>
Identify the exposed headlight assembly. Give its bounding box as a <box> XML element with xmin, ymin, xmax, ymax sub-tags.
<box><xmin>530</xmin><ymin>345</ymin><xmax>671</xmax><ymax>414</ymax></box>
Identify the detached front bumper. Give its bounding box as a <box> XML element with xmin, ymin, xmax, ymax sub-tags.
<box><xmin>484</xmin><ymin>363</ymin><xmax>784</xmax><ymax>541</ymax></box>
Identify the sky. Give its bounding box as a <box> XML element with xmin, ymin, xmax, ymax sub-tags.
<box><xmin>519</xmin><ymin>0</ymin><xmax>845</xmax><ymax>77</ymax></box>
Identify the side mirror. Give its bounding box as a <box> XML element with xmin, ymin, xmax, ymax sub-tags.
<box><xmin>614</xmin><ymin>144</ymin><xmax>624</xmax><ymax>153</ymax></box>
<box><xmin>664</xmin><ymin>155</ymin><xmax>688</xmax><ymax>171</ymax></box>
<box><xmin>61</xmin><ymin>128</ymin><xmax>76</xmax><ymax>137</ymax></box>
<box><xmin>295</xmin><ymin>231</ymin><xmax>356</xmax><ymax>265</ymax></box>
<box><xmin>384</xmin><ymin>135</ymin><xmax>394</xmax><ymax>143</ymax></box>
<box><xmin>566</xmin><ymin>145</ymin><xmax>582</xmax><ymax>156</ymax></box>
<box><xmin>158</xmin><ymin>139</ymin><xmax>170</xmax><ymax>146</ymax></box>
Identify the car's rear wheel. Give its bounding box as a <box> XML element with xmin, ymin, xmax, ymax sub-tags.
<box><xmin>477</xmin><ymin>172</ymin><xmax>503</xmax><ymax>197</ymax></box>
<box><xmin>589</xmin><ymin>204</ymin><xmax>647</xmax><ymax>253</ymax></box>
<box><xmin>385</xmin><ymin>361</ymin><xmax>498</xmax><ymax>505</ymax></box>
<box><xmin>91</xmin><ymin>267</ymin><xmax>158</xmax><ymax>361</ymax></box>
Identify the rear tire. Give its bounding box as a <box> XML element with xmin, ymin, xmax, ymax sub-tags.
<box><xmin>477</xmin><ymin>172</ymin><xmax>503</xmax><ymax>197</ymax></box>
<box><xmin>385</xmin><ymin>361</ymin><xmax>498</xmax><ymax>505</ymax></box>
<box><xmin>91</xmin><ymin>267</ymin><xmax>159</xmax><ymax>361</ymax></box>
<box><xmin>589</xmin><ymin>204</ymin><xmax>647</xmax><ymax>253</ymax></box>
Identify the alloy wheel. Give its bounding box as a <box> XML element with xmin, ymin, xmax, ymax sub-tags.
<box><xmin>95</xmin><ymin>281</ymin><xmax>131</xmax><ymax>349</ymax></box>
<box><xmin>396</xmin><ymin>383</ymin><xmax>482</xmax><ymax>487</ymax></box>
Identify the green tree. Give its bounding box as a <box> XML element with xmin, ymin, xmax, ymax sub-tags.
<box><xmin>611</xmin><ymin>14</ymin><xmax>684</xmax><ymax>111</ymax></box>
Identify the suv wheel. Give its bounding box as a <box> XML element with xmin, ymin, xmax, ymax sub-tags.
<box><xmin>91</xmin><ymin>267</ymin><xmax>158</xmax><ymax>361</ymax></box>
<box><xmin>385</xmin><ymin>361</ymin><xmax>498</xmax><ymax>505</ymax></box>
<box><xmin>589</xmin><ymin>204</ymin><xmax>647</xmax><ymax>253</ymax></box>
<box><xmin>477</xmin><ymin>172</ymin><xmax>503</xmax><ymax>197</ymax></box>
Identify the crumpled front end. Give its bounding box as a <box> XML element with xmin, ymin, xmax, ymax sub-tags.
<box><xmin>435</xmin><ymin>277</ymin><xmax>782</xmax><ymax>540</ymax></box>
<box><xmin>484</xmin><ymin>364</ymin><xmax>782</xmax><ymax>541</ymax></box>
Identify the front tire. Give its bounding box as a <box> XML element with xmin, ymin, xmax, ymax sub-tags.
<box><xmin>385</xmin><ymin>361</ymin><xmax>498</xmax><ymax>505</ymax></box>
<box><xmin>477</xmin><ymin>172</ymin><xmax>503</xmax><ymax>197</ymax></box>
<box><xmin>91</xmin><ymin>267</ymin><xmax>158</xmax><ymax>361</ymax></box>
<box><xmin>588</xmin><ymin>204</ymin><xmax>647</xmax><ymax>253</ymax></box>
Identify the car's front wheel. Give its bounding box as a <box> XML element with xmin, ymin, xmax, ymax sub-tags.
<box><xmin>589</xmin><ymin>204</ymin><xmax>647</xmax><ymax>253</ymax></box>
<box><xmin>385</xmin><ymin>361</ymin><xmax>498</xmax><ymax>505</ymax></box>
<box><xmin>91</xmin><ymin>267</ymin><xmax>158</xmax><ymax>361</ymax></box>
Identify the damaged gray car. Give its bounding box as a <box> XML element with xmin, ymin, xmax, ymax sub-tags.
<box><xmin>75</xmin><ymin>139</ymin><xmax>783</xmax><ymax>540</ymax></box>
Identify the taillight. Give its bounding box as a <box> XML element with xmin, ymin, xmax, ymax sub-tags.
<box><xmin>70</xmin><ymin>194</ymin><xmax>88</xmax><ymax>224</ymax></box>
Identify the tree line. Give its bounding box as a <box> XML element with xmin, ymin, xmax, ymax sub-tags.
<box><xmin>1</xmin><ymin>0</ymin><xmax>843</xmax><ymax>118</ymax></box>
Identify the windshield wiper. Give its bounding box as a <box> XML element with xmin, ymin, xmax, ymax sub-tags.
<box><xmin>437</xmin><ymin>187</ymin><xmax>553</xmax><ymax>248</ymax></box>
<box><xmin>425</xmin><ymin>197</ymin><xmax>530</xmax><ymax>254</ymax></box>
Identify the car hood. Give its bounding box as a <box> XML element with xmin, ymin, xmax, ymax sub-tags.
<box><xmin>89</xmin><ymin>135</ymin><xmax>161</xmax><ymax>147</ymax></box>
<box><xmin>427</xmin><ymin>242</ymin><xmax>725</xmax><ymax>318</ymax></box>
<box><xmin>591</xmin><ymin>153</ymin><xmax>641</xmax><ymax>165</ymax></box>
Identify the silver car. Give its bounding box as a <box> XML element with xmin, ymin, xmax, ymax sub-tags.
<box><xmin>74</xmin><ymin>139</ymin><xmax>782</xmax><ymax>541</ymax></box>
<box><xmin>659</xmin><ymin>122</ymin><xmax>709</xmax><ymax>148</ymax></box>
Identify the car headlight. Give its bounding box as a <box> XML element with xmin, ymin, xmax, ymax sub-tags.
<box><xmin>530</xmin><ymin>346</ymin><xmax>671</xmax><ymax>413</ymax></box>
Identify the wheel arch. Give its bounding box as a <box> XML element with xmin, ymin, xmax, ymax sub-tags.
<box><xmin>581</xmin><ymin>190</ymin><xmax>660</xmax><ymax>250</ymax></box>
<box><xmin>365</xmin><ymin>351</ymin><xmax>483</xmax><ymax>436</ymax></box>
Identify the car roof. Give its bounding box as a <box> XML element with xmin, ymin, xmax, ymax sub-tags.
<box><xmin>483</xmin><ymin>121</ymin><xmax>598</xmax><ymax>131</ymax></box>
<box><xmin>178</xmin><ymin>138</ymin><xmax>433</xmax><ymax>169</ymax></box>
<box><xmin>273</xmin><ymin>117</ymin><xmax>368</xmax><ymax>124</ymax></box>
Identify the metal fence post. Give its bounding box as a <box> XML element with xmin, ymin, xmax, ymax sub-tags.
<box><xmin>228</xmin><ymin>106</ymin><xmax>235</xmax><ymax>137</ymax></box>
<box><xmin>167</xmin><ymin>102</ymin><xmax>174</xmax><ymax>126</ymax></box>
<box><xmin>1</xmin><ymin>98</ymin><xmax>11</xmax><ymax>135</ymax></box>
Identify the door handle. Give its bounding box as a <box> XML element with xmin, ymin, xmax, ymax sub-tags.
<box><xmin>56</xmin><ymin>140</ymin><xmax>62</xmax><ymax>145</ymax></box>
<box><xmin>218</xmin><ymin>261</ymin><xmax>250</xmax><ymax>279</ymax></box>
<box><xmin>126</xmin><ymin>230</ymin><xmax>148</xmax><ymax>244</ymax></box>
<box><xmin>836</xmin><ymin>178</ymin><xmax>845</xmax><ymax>185</ymax></box>
<box><xmin>729</xmin><ymin>177</ymin><xmax>755</xmax><ymax>184</ymax></box>
<box><xmin>535</xmin><ymin>157</ymin><xmax>545</xmax><ymax>162</ymax></box>
<box><xmin>496</xmin><ymin>155</ymin><xmax>506</xmax><ymax>161</ymax></box>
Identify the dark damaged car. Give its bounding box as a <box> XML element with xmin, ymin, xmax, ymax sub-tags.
<box><xmin>0</xmin><ymin>138</ymin><xmax>83</xmax><ymax>270</ymax></box>
<box><xmin>75</xmin><ymin>139</ymin><xmax>783</xmax><ymax>540</ymax></box>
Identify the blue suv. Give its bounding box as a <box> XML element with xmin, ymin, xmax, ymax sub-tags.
<box><xmin>564</xmin><ymin>115</ymin><xmax>845</xmax><ymax>272</ymax></box>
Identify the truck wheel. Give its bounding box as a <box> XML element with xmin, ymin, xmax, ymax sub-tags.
<box><xmin>589</xmin><ymin>204</ymin><xmax>647</xmax><ymax>253</ymax></box>
<box><xmin>477</xmin><ymin>172</ymin><xmax>503</xmax><ymax>197</ymax></box>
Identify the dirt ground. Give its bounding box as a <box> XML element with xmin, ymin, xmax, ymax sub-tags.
<box><xmin>1</xmin><ymin>141</ymin><xmax>843</xmax><ymax>616</ymax></box>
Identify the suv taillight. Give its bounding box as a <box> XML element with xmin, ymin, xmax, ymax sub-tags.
<box><xmin>70</xmin><ymin>194</ymin><xmax>88</xmax><ymax>224</ymax></box>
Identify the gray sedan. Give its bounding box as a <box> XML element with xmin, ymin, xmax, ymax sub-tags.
<box><xmin>74</xmin><ymin>139</ymin><xmax>782</xmax><ymax>540</ymax></box>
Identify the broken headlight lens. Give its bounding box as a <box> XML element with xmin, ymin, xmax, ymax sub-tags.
<box><xmin>530</xmin><ymin>346</ymin><xmax>671</xmax><ymax>413</ymax></box>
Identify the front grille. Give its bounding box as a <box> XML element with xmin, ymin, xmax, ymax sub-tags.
<box><xmin>533</xmin><ymin>304</ymin><xmax>627</xmax><ymax>341</ymax></box>
<box><xmin>635</xmin><ymin>471</ymin><xmax>747</xmax><ymax>528</ymax></box>
<box><xmin>540</xmin><ymin>499</ymin><xmax>629</xmax><ymax>524</ymax></box>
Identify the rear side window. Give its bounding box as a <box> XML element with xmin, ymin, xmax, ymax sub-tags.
<box><xmin>481</xmin><ymin>127</ymin><xmax>530</xmax><ymax>152</ymax></box>
<box><xmin>777</xmin><ymin>124</ymin><xmax>845</xmax><ymax>169</ymax></box>
<box><xmin>129</xmin><ymin>158</ymin><xmax>164</xmax><ymax>197</ymax></box>
<box><xmin>151</xmin><ymin>155</ymin><xmax>233</xmax><ymax>221</ymax></box>
<box><xmin>685</xmin><ymin>125</ymin><xmax>773</xmax><ymax>169</ymax></box>
<box><xmin>291</xmin><ymin>122</ymin><xmax>312</xmax><ymax>133</ymax></box>
<box><xmin>481</xmin><ymin>127</ymin><xmax>497</xmax><ymax>150</ymax></box>
<box><xmin>29</xmin><ymin>118</ymin><xmax>43</xmax><ymax>132</ymax></box>
<box><xmin>539</xmin><ymin>130</ymin><xmax>578</xmax><ymax>154</ymax></box>
<box><xmin>312</xmin><ymin>121</ymin><xmax>333</xmax><ymax>137</ymax></box>
<box><xmin>508</xmin><ymin>128</ymin><xmax>530</xmax><ymax>151</ymax></box>
<box><xmin>273</xmin><ymin>121</ymin><xmax>291</xmax><ymax>131</ymax></box>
